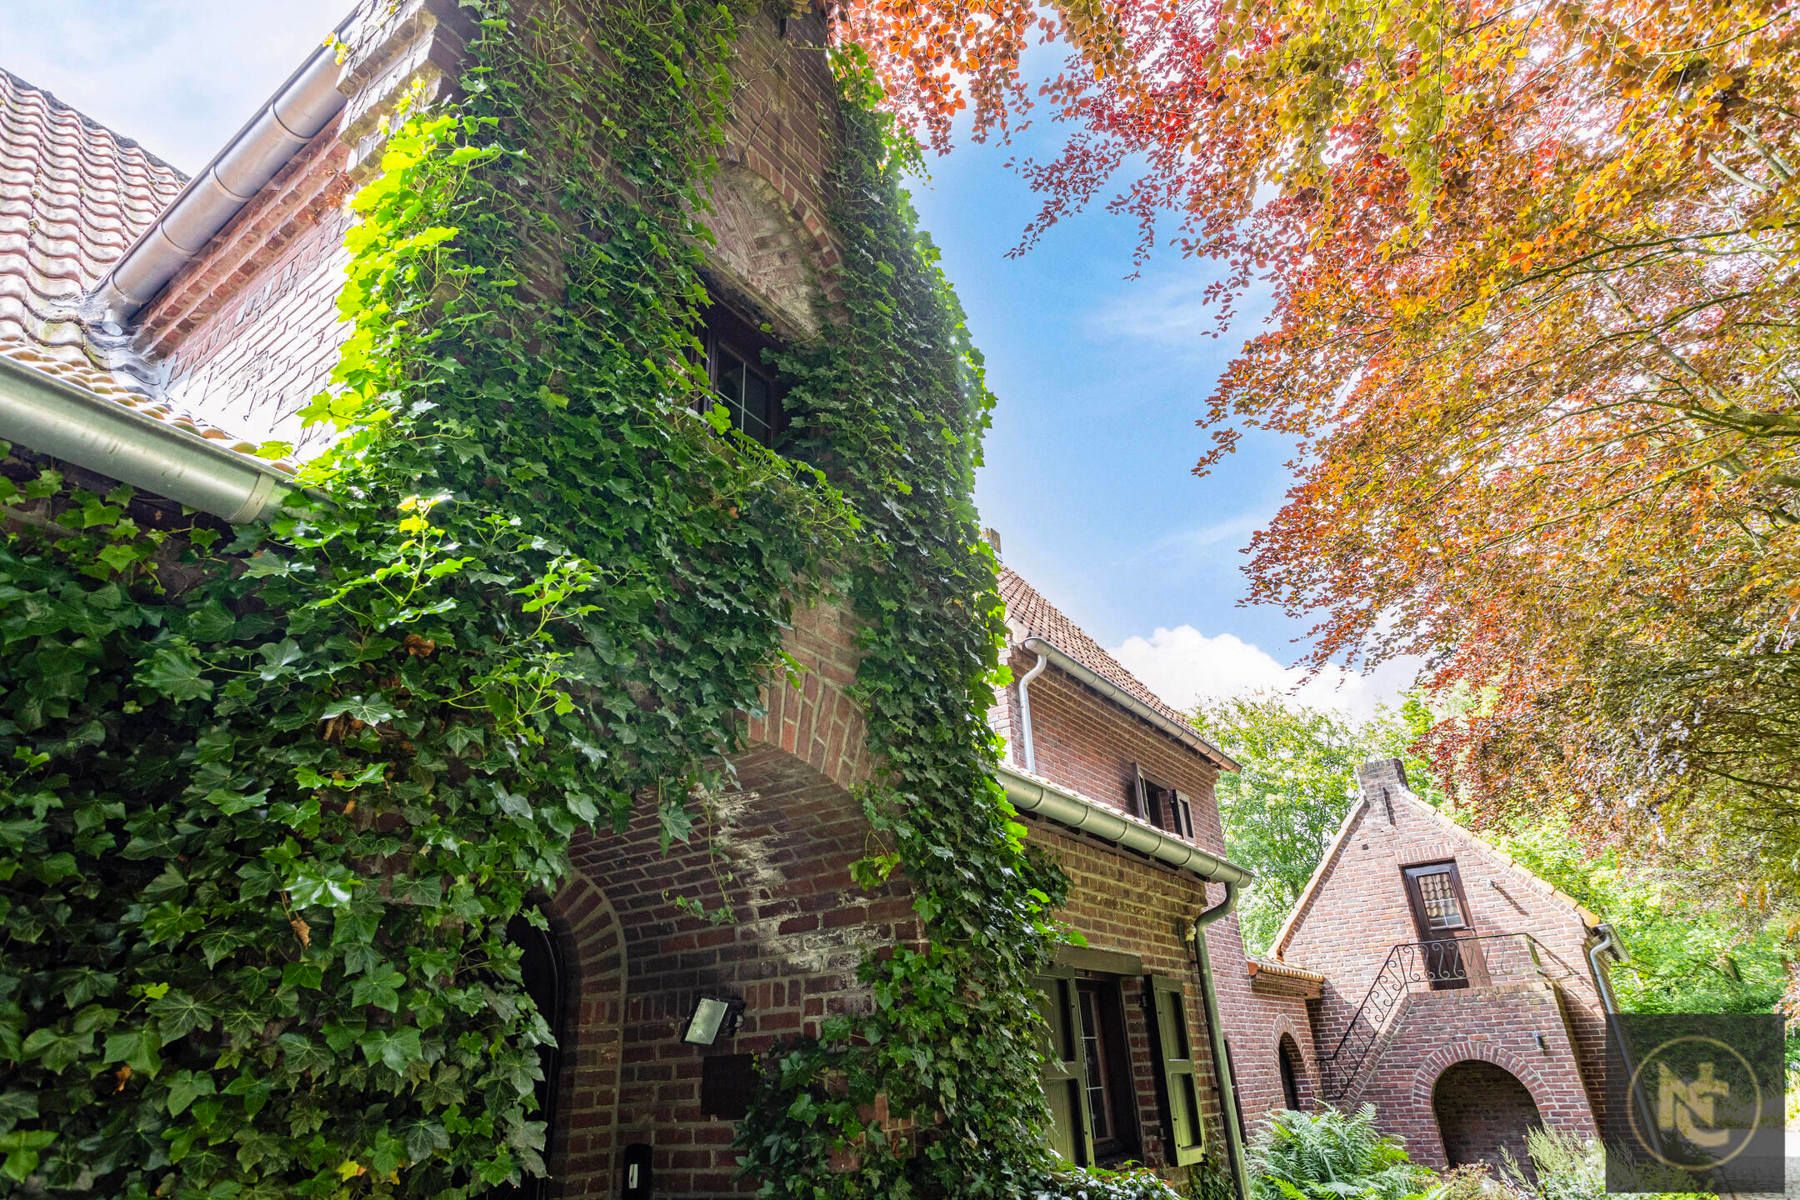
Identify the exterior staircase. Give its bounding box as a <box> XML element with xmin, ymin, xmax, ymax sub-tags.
<box><xmin>1317</xmin><ymin>932</ymin><xmax>1573</xmax><ymax>1104</ymax></box>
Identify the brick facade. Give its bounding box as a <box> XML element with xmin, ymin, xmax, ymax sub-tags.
<box><xmin>994</xmin><ymin>600</ymin><xmax>1317</xmax><ymax>1143</ymax></box>
<box><xmin>1030</xmin><ymin>819</ymin><xmax>1232</xmax><ymax>1175</ymax></box>
<box><xmin>1274</xmin><ymin>762</ymin><xmax>1611</xmax><ymax>1169</ymax></box>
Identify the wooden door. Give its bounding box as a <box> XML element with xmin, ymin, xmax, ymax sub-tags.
<box><xmin>1402</xmin><ymin>862</ymin><xmax>1474</xmax><ymax>989</ymax></box>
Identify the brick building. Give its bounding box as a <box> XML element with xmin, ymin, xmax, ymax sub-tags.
<box><xmin>1266</xmin><ymin>759</ymin><xmax>1626</xmax><ymax>1173</ymax></box>
<box><xmin>990</xmin><ymin>565</ymin><xmax>1319</xmax><ymax>1176</ymax></box>
<box><xmin>0</xmin><ymin>3</ymin><xmax>1268</xmax><ymax>1196</ymax></box>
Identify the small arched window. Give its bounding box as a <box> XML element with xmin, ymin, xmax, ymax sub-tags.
<box><xmin>1277</xmin><ymin>1034</ymin><xmax>1304</xmax><ymax>1110</ymax></box>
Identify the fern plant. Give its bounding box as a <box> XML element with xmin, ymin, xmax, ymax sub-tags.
<box><xmin>1250</xmin><ymin>1106</ymin><xmax>1435</xmax><ymax>1200</ymax></box>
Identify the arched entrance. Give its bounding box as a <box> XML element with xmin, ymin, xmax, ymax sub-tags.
<box><xmin>491</xmin><ymin>908</ymin><xmax>573</xmax><ymax>1200</ymax></box>
<box><xmin>1277</xmin><ymin>1033</ymin><xmax>1307</xmax><ymax>1111</ymax></box>
<box><xmin>1432</xmin><ymin>1059</ymin><xmax>1543</xmax><ymax>1175</ymax></box>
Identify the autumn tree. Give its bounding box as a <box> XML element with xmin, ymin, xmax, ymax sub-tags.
<box><xmin>837</xmin><ymin>0</ymin><xmax>1800</xmax><ymax>901</ymax></box>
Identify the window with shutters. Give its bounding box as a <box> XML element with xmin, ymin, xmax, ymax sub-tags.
<box><xmin>1034</xmin><ymin>969</ymin><xmax>1140</xmax><ymax>1165</ymax></box>
<box><xmin>1147</xmin><ymin>974</ymin><xmax>1208</xmax><ymax>1166</ymax></box>
<box><xmin>1130</xmin><ymin>765</ymin><xmax>1197</xmax><ymax>841</ymax></box>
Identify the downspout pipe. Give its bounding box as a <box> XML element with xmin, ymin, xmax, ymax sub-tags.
<box><xmin>0</xmin><ymin>355</ymin><xmax>292</xmax><ymax>524</ymax></box>
<box><xmin>1194</xmin><ymin>883</ymin><xmax>1252</xmax><ymax>1200</ymax></box>
<box><xmin>1586</xmin><ymin>924</ymin><xmax>1660</xmax><ymax>1155</ymax></box>
<box><xmin>89</xmin><ymin>17</ymin><xmax>353</xmax><ymax>323</ymax></box>
<box><xmin>1014</xmin><ymin>645</ymin><xmax>1049</xmax><ymax>772</ymax></box>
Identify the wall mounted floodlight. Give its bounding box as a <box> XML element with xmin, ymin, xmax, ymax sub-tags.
<box><xmin>681</xmin><ymin>995</ymin><xmax>746</xmax><ymax>1046</ymax></box>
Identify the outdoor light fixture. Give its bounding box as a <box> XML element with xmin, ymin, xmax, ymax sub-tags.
<box><xmin>681</xmin><ymin>995</ymin><xmax>746</xmax><ymax>1046</ymax></box>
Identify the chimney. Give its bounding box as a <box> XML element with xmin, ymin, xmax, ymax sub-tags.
<box><xmin>1356</xmin><ymin>757</ymin><xmax>1406</xmax><ymax>823</ymax></box>
<box><xmin>981</xmin><ymin>528</ymin><xmax>1003</xmax><ymax>559</ymax></box>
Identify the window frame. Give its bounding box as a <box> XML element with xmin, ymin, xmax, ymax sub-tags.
<box><xmin>1402</xmin><ymin>861</ymin><xmax>1473</xmax><ymax>934</ymax></box>
<box><xmin>1131</xmin><ymin>764</ymin><xmax>1196</xmax><ymax>841</ymax></box>
<box><xmin>1035</xmin><ymin>969</ymin><xmax>1142</xmax><ymax>1167</ymax></box>
<box><xmin>699</xmin><ymin>302</ymin><xmax>786</xmax><ymax>447</ymax></box>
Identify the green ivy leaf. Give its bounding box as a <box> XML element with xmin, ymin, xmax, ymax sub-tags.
<box><xmin>140</xmin><ymin>646</ymin><xmax>212</xmax><ymax>702</ymax></box>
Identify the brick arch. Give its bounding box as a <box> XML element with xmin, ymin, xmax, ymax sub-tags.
<box><xmin>701</xmin><ymin>160</ymin><xmax>840</xmax><ymax>339</ymax></box>
<box><xmin>740</xmin><ymin>602</ymin><xmax>871</xmax><ymax>794</ymax></box>
<box><xmin>540</xmin><ymin>871</ymin><xmax>629</xmax><ymax>1195</ymax></box>
<box><xmin>1274</xmin><ymin>1023</ymin><xmax>1315</xmax><ymax>1110</ymax></box>
<box><xmin>1411</xmin><ymin>1041</ymin><xmax>1560</xmax><ymax>1168</ymax></box>
<box><xmin>1410</xmin><ymin>1039</ymin><xmax>1560</xmax><ymax>1116</ymax></box>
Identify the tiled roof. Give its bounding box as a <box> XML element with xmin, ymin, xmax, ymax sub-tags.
<box><xmin>998</xmin><ymin>564</ymin><xmax>1203</xmax><ymax>738</ymax></box>
<box><xmin>0</xmin><ymin>69</ymin><xmax>182</xmax><ymax>396</ymax></box>
<box><xmin>0</xmin><ymin>68</ymin><xmax>285</xmax><ymax>461</ymax></box>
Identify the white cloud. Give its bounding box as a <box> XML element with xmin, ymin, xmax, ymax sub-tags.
<box><xmin>1087</xmin><ymin>271</ymin><xmax>1276</xmax><ymax>360</ymax></box>
<box><xmin>1109</xmin><ymin>624</ymin><xmax>1421</xmax><ymax>722</ymax></box>
<box><xmin>0</xmin><ymin>1</ymin><xmax>348</xmax><ymax>172</ymax></box>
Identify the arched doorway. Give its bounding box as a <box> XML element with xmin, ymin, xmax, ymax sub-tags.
<box><xmin>1432</xmin><ymin>1059</ymin><xmax>1543</xmax><ymax>1175</ymax></box>
<box><xmin>1277</xmin><ymin>1034</ymin><xmax>1306</xmax><ymax>1111</ymax></box>
<box><xmin>501</xmin><ymin>909</ymin><xmax>570</xmax><ymax>1200</ymax></box>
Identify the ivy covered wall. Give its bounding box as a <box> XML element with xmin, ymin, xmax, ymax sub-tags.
<box><xmin>0</xmin><ymin>2</ymin><xmax>1199</xmax><ymax>1197</ymax></box>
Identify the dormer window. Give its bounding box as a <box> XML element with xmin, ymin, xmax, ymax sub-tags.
<box><xmin>701</xmin><ymin>304</ymin><xmax>785</xmax><ymax>447</ymax></box>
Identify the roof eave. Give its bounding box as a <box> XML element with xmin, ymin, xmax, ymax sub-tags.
<box><xmin>0</xmin><ymin>354</ymin><xmax>292</xmax><ymax>523</ymax></box>
<box><xmin>996</xmin><ymin>761</ymin><xmax>1253</xmax><ymax>887</ymax></box>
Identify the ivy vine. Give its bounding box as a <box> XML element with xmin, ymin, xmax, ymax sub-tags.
<box><xmin>0</xmin><ymin>2</ymin><xmax>1191</xmax><ymax>1198</ymax></box>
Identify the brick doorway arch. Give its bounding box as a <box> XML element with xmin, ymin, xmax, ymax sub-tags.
<box><xmin>1432</xmin><ymin>1059</ymin><xmax>1544</xmax><ymax>1176</ymax></box>
<box><xmin>1277</xmin><ymin>1033</ymin><xmax>1310</xmax><ymax>1111</ymax></box>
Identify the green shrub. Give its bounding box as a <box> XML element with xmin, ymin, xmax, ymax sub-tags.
<box><xmin>1499</xmin><ymin>1127</ymin><xmax>1714</xmax><ymax>1200</ymax></box>
<box><xmin>1250</xmin><ymin>1106</ymin><xmax>1435</xmax><ymax>1200</ymax></box>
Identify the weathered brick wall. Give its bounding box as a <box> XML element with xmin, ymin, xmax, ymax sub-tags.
<box><xmin>997</xmin><ymin>647</ymin><xmax>1316</xmax><ymax>1136</ymax></box>
<box><xmin>1353</xmin><ymin>986</ymin><xmax>1597</xmax><ymax>1168</ymax></box>
<box><xmin>543</xmin><ymin>602</ymin><xmax>911</xmax><ymax>1198</ymax></box>
<box><xmin>137</xmin><ymin>0</ymin><xmax>468</xmax><ymax>455</ymax></box>
<box><xmin>1277</xmin><ymin>774</ymin><xmax>1608</xmax><ymax>1156</ymax></box>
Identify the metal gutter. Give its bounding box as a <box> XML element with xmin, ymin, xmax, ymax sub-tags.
<box><xmin>996</xmin><ymin>762</ymin><xmax>1251</xmax><ymax>886</ymax></box>
<box><xmin>0</xmin><ymin>356</ymin><xmax>291</xmax><ymax>523</ymax></box>
<box><xmin>89</xmin><ymin>18</ymin><xmax>354</xmax><ymax>322</ymax></box>
<box><xmin>1020</xmin><ymin>636</ymin><xmax>1239</xmax><ymax>772</ymax></box>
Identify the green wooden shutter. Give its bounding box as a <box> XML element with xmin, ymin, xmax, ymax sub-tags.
<box><xmin>1146</xmin><ymin>974</ymin><xmax>1207</xmax><ymax>1165</ymax></box>
<box><xmin>1035</xmin><ymin>968</ymin><xmax>1095</xmax><ymax>1165</ymax></box>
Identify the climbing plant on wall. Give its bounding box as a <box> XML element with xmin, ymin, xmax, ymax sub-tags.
<box><xmin>0</xmin><ymin>2</ymin><xmax>1188</xmax><ymax>1198</ymax></box>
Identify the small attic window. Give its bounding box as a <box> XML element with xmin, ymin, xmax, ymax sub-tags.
<box><xmin>1131</xmin><ymin>766</ymin><xmax>1196</xmax><ymax>841</ymax></box>
<box><xmin>701</xmin><ymin>303</ymin><xmax>785</xmax><ymax>447</ymax></box>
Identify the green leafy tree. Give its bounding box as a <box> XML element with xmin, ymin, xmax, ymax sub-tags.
<box><xmin>1498</xmin><ymin>821</ymin><xmax>1788</xmax><ymax>1026</ymax></box>
<box><xmin>1192</xmin><ymin>694</ymin><xmax>1365</xmax><ymax>954</ymax></box>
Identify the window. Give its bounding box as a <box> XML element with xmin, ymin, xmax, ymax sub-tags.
<box><xmin>1076</xmin><ymin>981</ymin><xmax>1135</xmax><ymax>1159</ymax></box>
<box><xmin>1036</xmin><ymin>970</ymin><xmax>1139</xmax><ymax>1165</ymax></box>
<box><xmin>701</xmin><ymin>304</ymin><xmax>784</xmax><ymax>446</ymax></box>
<box><xmin>1277</xmin><ymin>1034</ymin><xmax>1304</xmax><ymax>1111</ymax></box>
<box><xmin>1404</xmin><ymin>862</ymin><xmax>1469</xmax><ymax>931</ymax></box>
<box><xmin>1130</xmin><ymin>765</ymin><xmax>1196</xmax><ymax>840</ymax></box>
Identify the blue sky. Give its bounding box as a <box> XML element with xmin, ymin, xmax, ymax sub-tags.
<box><xmin>0</xmin><ymin>3</ymin><xmax>1415</xmax><ymax>717</ymax></box>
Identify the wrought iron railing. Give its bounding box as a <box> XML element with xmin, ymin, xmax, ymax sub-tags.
<box><xmin>1316</xmin><ymin>932</ymin><xmax>1572</xmax><ymax>1103</ymax></box>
